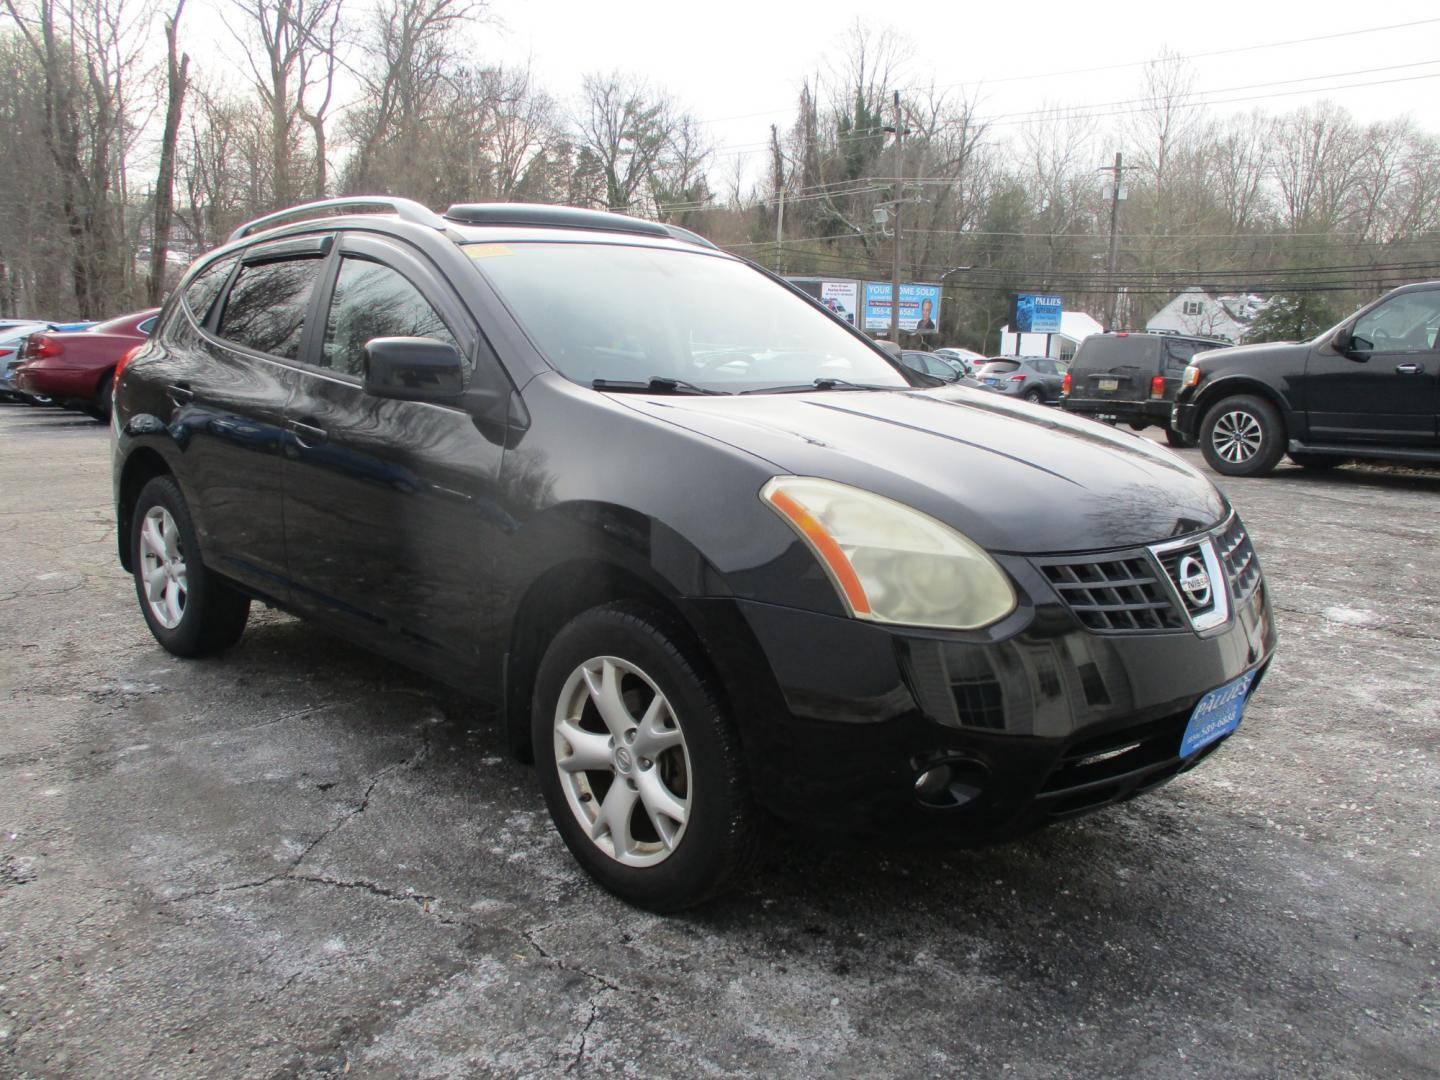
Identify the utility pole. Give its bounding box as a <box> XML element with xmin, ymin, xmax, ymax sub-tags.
<box><xmin>771</xmin><ymin>124</ymin><xmax>785</xmax><ymax>275</ymax></box>
<box><xmin>1100</xmin><ymin>152</ymin><xmax>1129</xmax><ymax>332</ymax></box>
<box><xmin>889</xmin><ymin>90</ymin><xmax>905</xmax><ymax>343</ymax></box>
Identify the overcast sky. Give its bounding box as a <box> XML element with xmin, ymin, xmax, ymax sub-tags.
<box><xmin>497</xmin><ymin>1</ymin><xmax>1440</xmax><ymax>185</ymax></box>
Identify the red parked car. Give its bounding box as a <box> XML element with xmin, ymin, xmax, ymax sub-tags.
<box><xmin>15</xmin><ymin>308</ymin><xmax>159</xmax><ymax>419</ymax></box>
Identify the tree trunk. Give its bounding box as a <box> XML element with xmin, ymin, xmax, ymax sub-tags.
<box><xmin>149</xmin><ymin>0</ymin><xmax>189</xmax><ymax>306</ymax></box>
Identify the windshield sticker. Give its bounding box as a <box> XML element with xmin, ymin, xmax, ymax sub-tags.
<box><xmin>467</xmin><ymin>244</ymin><xmax>515</xmax><ymax>260</ymax></box>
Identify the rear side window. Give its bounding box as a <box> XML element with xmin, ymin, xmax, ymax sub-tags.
<box><xmin>182</xmin><ymin>256</ymin><xmax>237</xmax><ymax>323</ymax></box>
<box><xmin>216</xmin><ymin>257</ymin><xmax>324</xmax><ymax>361</ymax></box>
<box><xmin>321</xmin><ymin>257</ymin><xmax>463</xmax><ymax>379</ymax></box>
<box><xmin>1164</xmin><ymin>340</ymin><xmax>1198</xmax><ymax>373</ymax></box>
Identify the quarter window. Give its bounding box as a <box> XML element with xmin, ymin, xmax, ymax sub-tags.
<box><xmin>322</xmin><ymin>258</ymin><xmax>462</xmax><ymax>379</ymax></box>
<box><xmin>181</xmin><ymin>256</ymin><xmax>237</xmax><ymax>324</ymax></box>
<box><xmin>216</xmin><ymin>257</ymin><xmax>324</xmax><ymax>360</ymax></box>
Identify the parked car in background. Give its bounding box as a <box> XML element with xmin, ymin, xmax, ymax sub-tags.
<box><xmin>114</xmin><ymin>197</ymin><xmax>1275</xmax><ymax>911</ymax></box>
<box><xmin>899</xmin><ymin>349</ymin><xmax>975</xmax><ymax>385</ymax></box>
<box><xmin>976</xmin><ymin>356</ymin><xmax>1068</xmax><ymax>404</ymax></box>
<box><xmin>16</xmin><ymin>309</ymin><xmax>158</xmax><ymax>420</ymax></box>
<box><xmin>1</xmin><ymin>323</ymin><xmax>53</xmax><ymax>402</ymax></box>
<box><xmin>934</xmin><ymin>346</ymin><xmax>985</xmax><ymax>376</ymax></box>
<box><xmin>1173</xmin><ymin>281</ymin><xmax>1440</xmax><ymax>476</ymax></box>
<box><xmin>1063</xmin><ymin>331</ymin><xmax>1227</xmax><ymax>447</ymax></box>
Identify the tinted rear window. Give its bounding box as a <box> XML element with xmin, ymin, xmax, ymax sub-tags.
<box><xmin>980</xmin><ymin>361</ymin><xmax>1018</xmax><ymax>374</ymax></box>
<box><xmin>1070</xmin><ymin>336</ymin><xmax>1156</xmax><ymax>374</ymax></box>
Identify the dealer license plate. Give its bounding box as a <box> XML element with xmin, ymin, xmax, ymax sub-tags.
<box><xmin>1181</xmin><ymin>671</ymin><xmax>1257</xmax><ymax>757</ymax></box>
<box><xmin>1098</xmin><ymin>378</ymin><xmax>1119</xmax><ymax>391</ymax></box>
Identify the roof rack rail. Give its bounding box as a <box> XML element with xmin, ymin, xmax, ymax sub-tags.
<box><xmin>227</xmin><ymin>197</ymin><xmax>447</xmax><ymax>243</ymax></box>
<box><xmin>443</xmin><ymin>202</ymin><xmax>675</xmax><ymax>239</ymax></box>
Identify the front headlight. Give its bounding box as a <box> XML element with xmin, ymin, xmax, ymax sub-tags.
<box><xmin>1182</xmin><ymin>364</ymin><xmax>1200</xmax><ymax>389</ymax></box>
<box><xmin>760</xmin><ymin>476</ymin><xmax>1017</xmax><ymax>631</ymax></box>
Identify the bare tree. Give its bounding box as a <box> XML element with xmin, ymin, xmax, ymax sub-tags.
<box><xmin>574</xmin><ymin>72</ymin><xmax>676</xmax><ymax>213</ymax></box>
<box><xmin>147</xmin><ymin>0</ymin><xmax>187</xmax><ymax>304</ymax></box>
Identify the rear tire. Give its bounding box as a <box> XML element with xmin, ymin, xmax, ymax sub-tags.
<box><xmin>1200</xmin><ymin>394</ymin><xmax>1286</xmax><ymax>477</ymax></box>
<box><xmin>131</xmin><ymin>476</ymin><xmax>250</xmax><ymax>657</ymax></box>
<box><xmin>1023</xmin><ymin>387</ymin><xmax>1045</xmax><ymax>404</ymax></box>
<box><xmin>532</xmin><ymin>602</ymin><xmax>759</xmax><ymax>911</ymax></box>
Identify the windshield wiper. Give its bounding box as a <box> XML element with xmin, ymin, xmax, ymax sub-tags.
<box><xmin>592</xmin><ymin>376</ymin><xmax>728</xmax><ymax>396</ymax></box>
<box><xmin>740</xmin><ymin>377</ymin><xmax>900</xmax><ymax>395</ymax></box>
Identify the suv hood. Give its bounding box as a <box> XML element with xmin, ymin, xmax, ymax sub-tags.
<box><xmin>1195</xmin><ymin>339</ymin><xmax>1308</xmax><ymax>368</ymax></box>
<box><xmin>617</xmin><ymin>387</ymin><xmax>1228</xmax><ymax>554</ymax></box>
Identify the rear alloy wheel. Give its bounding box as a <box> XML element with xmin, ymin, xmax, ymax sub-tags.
<box><xmin>532</xmin><ymin>603</ymin><xmax>759</xmax><ymax>911</ymax></box>
<box><xmin>1200</xmin><ymin>394</ymin><xmax>1286</xmax><ymax>477</ymax></box>
<box><xmin>131</xmin><ymin>476</ymin><xmax>250</xmax><ymax>656</ymax></box>
<box><xmin>1023</xmin><ymin>387</ymin><xmax>1045</xmax><ymax>404</ymax></box>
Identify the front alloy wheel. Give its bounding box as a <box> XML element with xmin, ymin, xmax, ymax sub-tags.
<box><xmin>553</xmin><ymin>655</ymin><xmax>691</xmax><ymax>866</ymax></box>
<box><xmin>532</xmin><ymin>603</ymin><xmax>759</xmax><ymax>911</ymax></box>
<box><xmin>1200</xmin><ymin>394</ymin><xmax>1285</xmax><ymax>477</ymax></box>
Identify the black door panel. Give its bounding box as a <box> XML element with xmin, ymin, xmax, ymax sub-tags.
<box><xmin>279</xmin><ymin>234</ymin><xmax>508</xmax><ymax>669</ymax></box>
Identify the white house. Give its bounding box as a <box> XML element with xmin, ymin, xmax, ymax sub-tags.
<box><xmin>997</xmin><ymin>310</ymin><xmax>1103</xmax><ymax>362</ymax></box>
<box><xmin>1146</xmin><ymin>287</ymin><xmax>1266</xmax><ymax>343</ymax></box>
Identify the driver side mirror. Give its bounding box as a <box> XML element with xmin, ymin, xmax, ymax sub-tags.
<box><xmin>363</xmin><ymin>337</ymin><xmax>465</xmax><ymax>403</ymax></box>
<box><xmin>1331</xmin><ymin>327</ymin><xmax>1369</xmax><ymax>361</ymax></box>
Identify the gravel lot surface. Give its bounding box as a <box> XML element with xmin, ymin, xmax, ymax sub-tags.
<box><xmin>1</xmin><ymin>402</ymin><xmax>1436</xmax><ymax>1079</ymax></box>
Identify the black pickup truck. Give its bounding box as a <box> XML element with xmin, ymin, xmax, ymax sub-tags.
<box><xmin>1172</xmin><ymin>281</ymin><xmax>1440</xmax><ymax>476</ymax></box>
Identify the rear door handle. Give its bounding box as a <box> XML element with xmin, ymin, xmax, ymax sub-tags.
<box><xmin>286</xmin><ymin>418</ymin><xmax>328</xmax><ymax>446</ymax></box>
<box><xmin>1396</xmin><ymin>362</ymin><xmax>1425</xmax><ymax>374</ymax></box>
<box><xmin>167</xmin><ymin>383</ymin><xmax>194</xmax><ymax>405</ymax></box>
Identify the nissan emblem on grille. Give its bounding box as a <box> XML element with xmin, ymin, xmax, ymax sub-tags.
<box><xmin>1178</xmin><ymin>554</ymin><xmax>1213</xmax><ymax>608</ymax></box>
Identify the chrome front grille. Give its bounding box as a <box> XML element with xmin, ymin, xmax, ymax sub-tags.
<box><xmin>1216</xmin><ymin>517</ymin><xmax>1261</xmax><ymax>600</ymax></box>
<box><xmin>1038</xmin><ymin>514</ymin><xmax>1258</xmax><ymax>634</ymax></box>
<box><xmin>1037</xmin><ymin>554</ymin><xmax>1186</xmax><ymax>633</ymax></box>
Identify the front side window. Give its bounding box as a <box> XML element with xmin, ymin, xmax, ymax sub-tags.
<box><xmin>322</xmin><ymin>258</ymin><xmax>462</xmax><ymax>379</ymax></box>
<box><xmin>216</xmin><ymin>257</ymin><xmax>324</xmax><ymax>360</ymax></box>
<box><xmin>1352</xmin><ymin>290</ymin><xmax>1440</xmax><ymax>352</ymax></box>
<box><xmin>465</xmin><ymin>242</ymin><xmax>909</xmax><ymax>393</ymax></box>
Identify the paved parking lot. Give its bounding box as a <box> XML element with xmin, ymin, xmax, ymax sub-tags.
<box><xmin>1</xmin><ymin>402</ymin><xmax>1436</xmax><ymax>1078</ymax></box>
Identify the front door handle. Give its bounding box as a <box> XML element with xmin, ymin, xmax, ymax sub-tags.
<box><xmin>1396</xmin><ymin>362</ymin><xmax>1425</xmax><ymax>375</ymax></box>
<box><xmin>286</xmin><ymin>418</ymin><xmax>328</xmax><ymax>446</ymax></box>
<box><xmin>167</xmin><ymin>383</ymin><xmax>194</xmax><ymax>406</ymax></box>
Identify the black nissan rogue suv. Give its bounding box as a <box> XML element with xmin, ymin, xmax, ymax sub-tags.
<box><xmin>1172</xmin><ymin>281</ymin><xmax>1440</xmax><ymax>476</ymax></box>
<box><xmin>113</xmin><ymin>198</ymin><xmax>1277</xmax><ymax>910</ymax></box>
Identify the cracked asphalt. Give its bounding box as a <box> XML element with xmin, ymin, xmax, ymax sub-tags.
<box><xmin>1</xmin><ymin>402</ymin><xmax>1436</xmax><ymax>1079</ymax></box>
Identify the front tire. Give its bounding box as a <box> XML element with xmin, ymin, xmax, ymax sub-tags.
<box><xmin>1200</xmin><ymin>394</ymin><xmax>1286</xmax><ymax>477</ymax></box>
<box><xmin>532</xmin><ymin>602</ymin><xmax>759</xmax><ymax>911</ymax></box>
<box><xmin>131</xmin><ymin>476</ymin><xmax>250</xmax><ymax>657</ymax></box>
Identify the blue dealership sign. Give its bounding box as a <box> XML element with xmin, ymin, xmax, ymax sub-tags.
<box><xmin>865</xmin><ymin>282</ymin><xmax>943</xmax><ymax>333</ymax></box>
<box><xmin>1013</xmin><ymin>293</ymin><xmax>1063</xmax><ymax>334</ymax></box>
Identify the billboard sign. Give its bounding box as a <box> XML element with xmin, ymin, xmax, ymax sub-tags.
<box><xmin>785</xmin><ymin>278</ymin><xmax>860</xmax><ymax>325</ymax></box>
<box><xmin>864</xmin><ymin>282</ymin><xmax>943</xmax><ymax>333</ymax></box>
<box><xmin>820</xmin><ymin>281</ymin><xmax>858</xmax><ymax>325</ymax></box>
<box><xmin>1013</xmin><ymin>293</ymin><xmax>1063</xmax><ymax>334</ymax></box>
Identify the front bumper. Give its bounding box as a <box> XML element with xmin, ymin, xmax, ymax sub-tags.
<box><xmin>1171</xmin><ymin>399</ymin><xmax>1201</xmax><ymax>440</ymax></box>
<box><xmin>691</xmin><ymin>518</ymin><xmax>1276</xmax><ymax>840</ymax></box>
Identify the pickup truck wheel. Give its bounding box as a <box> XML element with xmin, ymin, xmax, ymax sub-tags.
<box><xmin>1200</xmin><ymin>395</ymin><xmax>1286</xmax><ymax>477</ymax></box>
<box><xmin>532</xmin><ymin>602</ymin><xmax>760</xmax><ymax>911</ymax></box>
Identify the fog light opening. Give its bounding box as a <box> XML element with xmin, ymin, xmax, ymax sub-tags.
<box><xmin>913</xmin><ymin>759</ymin><xmax>987</xmax><ymax>810</ymax></box>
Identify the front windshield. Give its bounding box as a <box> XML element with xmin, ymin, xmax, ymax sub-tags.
<box><xmin>464</xmin><ymin>241</ymin><xmax>910</xmax><ymax>393</ymax></box>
